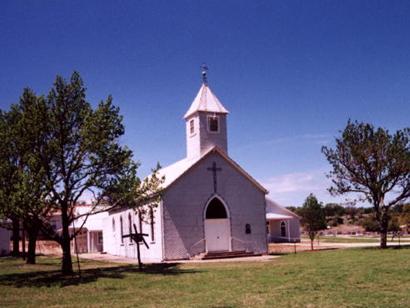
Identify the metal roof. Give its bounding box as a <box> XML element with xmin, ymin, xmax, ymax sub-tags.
<box><xmin>184</xmin><ymin>84</ymin><xmax>229</xmax><ymax>119</ymax></box>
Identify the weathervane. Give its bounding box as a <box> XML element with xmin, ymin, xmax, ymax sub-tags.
<box><xmin>201</xmin><ymin>63</ymin><xmax>209</xmax><ymax>85</ymax></box>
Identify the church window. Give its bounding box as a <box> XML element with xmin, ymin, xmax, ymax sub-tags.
<box><xmin>245</xmin><ymin>223</ymin><xmax>251</xmax><ymax>234</ymax></box>
<box><xmin>189</xmin><ymin>119</ymin><xmax>195</xmax><ymax>135</ymax></box>
<box><xmin>128</xmin><ymin>213</ymin><xmax>132</xmax><ymax>239</ymax></box>
<box><xmin>281</xmin><ymin>221</ymin><xmax>287</xmax><ymax>237</ymax></box>
<box><xmin>138</xmin><ymin>211</ymin><xmax>143</xmax><ymax>233</ymax></box>
<box><xmin>150</xmin><ymin>207</ymin><xmax>155</xmax><ymax>242</ymax></box>
<box><xmin>206</xmin><ymin>198</ymin><xmax>227</xmax><ymax>219</ymax></box>
<box><xmin>208</xmin><ymin>115</ymin><xmax>219</xmax><ymax>132</ymax></box>
<box><xmin>112</xmin><ymin>218</ymin><xmax>115</xmax><ymax>232</ymax></box>
<box><xmin>120</xmin><ymin>216</ymin><xmax>124</xmax><ymax>244</ymax></box>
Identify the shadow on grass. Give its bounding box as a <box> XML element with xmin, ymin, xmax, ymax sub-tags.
<box><xmin>0</xmin><ymin>263</ymin><xmax>200</xmax><ymax>288</ymax></box>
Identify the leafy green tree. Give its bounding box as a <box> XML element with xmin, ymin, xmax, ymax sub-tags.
<box><xmin>322</xmin><ymin>121</ymin><xmax>410</xmax><ymax>248</ymax></box>
<box><xmin>27</xmin><ymin>72</ymin><xmax>162</xmax><ymax>274</ymax></box>
<box><xmin>362</xmin><ymin>213</ymin><xmax>401</xmax><ymax>238</ymax></box>
<box><xmin>14</xmin><ymin>89</ymin><xmax>56</xmax><ymax>264</ymax></box>
<box><xmin>1</xmin><ymin>73</ymin><xmax>163</xmax><ymax>271</ymax></box>
<box><xmin>361</xmin><ymin>215</ymin><xmax>380</xmax><ymax>232</ymax></box>
<box><xmin>300</xmin><ymin>194</ymin><xmax>327</xmax><ymax>250</ymax></box>
<box><xmin>0</xmin><ymin>108</ymin><xmax>21</xmax><ymax>256</ymax></box>
<box><xmin>0</xmin><ymin>89</ymin><xmax>53</xmax><ymax>264</ymax></box>
<box><xmin>323</xmin><ymin>203</ymin><xmax>346</xmax><ymax>217</ymax></box>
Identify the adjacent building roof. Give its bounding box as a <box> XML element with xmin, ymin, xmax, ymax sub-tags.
<box><xmin>265</xmin><ymin>198</ymin><xmax>300</xmax><ymax>220</ymax></box>
<box><xmin>184</xmin><ymin>84</ymin><xmax>229</xmax><ymax>119</ymax></box>
<box><xmin>266</xmin><ymin>213</ymin><xmax>294</xmax><ymax>220</ymax></box>
<box><xmin>157</xmin><ymin>146</ymin><xmax>268</xmax><ymax>194</ymax></box>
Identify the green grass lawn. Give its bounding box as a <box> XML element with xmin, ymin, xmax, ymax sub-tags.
<box><xmin>302</xmin><ymin>235</ymin><xmax>410</xmax><ymax>244</ymax></box>
<box><xmin>0</xmin><ymin>248</ymin><xmax>409</xmax><ymax>307</ymax></box>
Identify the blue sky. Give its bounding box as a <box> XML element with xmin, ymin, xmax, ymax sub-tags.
<box><xmin>1</xmin><ymin>1</ymin><xmax>409</xmax><ymax>206</ymax></box>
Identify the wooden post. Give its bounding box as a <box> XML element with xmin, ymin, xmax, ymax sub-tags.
<box><xmin>136</xmin><ymin>240</ymin><xmax>142</xmax><ymax>271</ymax></box>
<box><xmin>134</xmin><ymin>224</ymin><xmax>143</xmax><ymax>271</ymax></box>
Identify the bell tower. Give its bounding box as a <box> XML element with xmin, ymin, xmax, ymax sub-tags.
<box><xmin>184</xmin><ymin>65</ymin><xmax>229</xmax><ymax>159</ymax></box>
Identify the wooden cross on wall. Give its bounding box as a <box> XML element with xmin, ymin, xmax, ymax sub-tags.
<box><xmin>122</xmin><ymin>224</ymin><xmax>149</xmax><ymax>270</ymax></box>
<box><xmin>207</xmin><ymin>161</ymin><xmax>222</xmax><ymax>193</ymax></box>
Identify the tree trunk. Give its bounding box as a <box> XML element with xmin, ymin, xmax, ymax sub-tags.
<box><xmin>61</xmin><ymin>236</ymin><xmax>73</xmax><ymax>274</ymax></box>
<box><xmin>309</xmin><ymin>232</ymin><xmax>315</xmax><ymax>250</ymax></box>
<box><xmin>26</xmin><ymin>225</ymin><xmax>38</xmax><ymax>264</ymax></box>
<box><xmin>380</xmin><ymin>231</ymin><xmax>387</xmax><ymax>249</ymax></box>
<box><xmin>21</xmin><ymin>225</ymin><xmax>26</xmax><ymax>260</ymax></box>
<box><xmin>61</xmin><ymin>209</ymin><xmax>73</xmax><ymax>275</ymax></box>
<box><xmin>11</xmin><ymin>218</ymin><xmax>20</xmax><ymax>257</ymax></box>
<box><xmin>379</xmin><ymin>214</ymin><xmax>389</xmax><ymax>249</ymax></box>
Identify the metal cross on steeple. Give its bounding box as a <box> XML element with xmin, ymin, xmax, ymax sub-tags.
<box><xmin>207</xmin><ymin>161</ymin><xmax>222</xmax><ymax>193</ymax></box>
<box><xmin>201</xmin><ymin>63</ymin><xmax>209</xmax><ymax>85</ymax></box>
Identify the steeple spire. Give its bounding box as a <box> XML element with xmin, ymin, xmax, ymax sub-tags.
<box><xmin>201</xmin><ymin>63</ymin><xmax>208</xmax><ymax>85</ymax></box>
<box><xmin>184</xmin><ymin>64</ymin><xmax>228</xmax><ymax>119</ymax></box>
<box><xmin>185</xmin><ymin>66</ymin><xmax>229</xmax><ymax>158</ymax></box>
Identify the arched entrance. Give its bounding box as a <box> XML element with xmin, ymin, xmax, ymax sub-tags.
<box><xmin>280</xmin><ymin>221</ymin><xmax>287</xmax><ymax>237</ymax></box>
<box><xmin>204</xmin><ymin>197</ymin><xmax>231</xmax><ymax>252</ymax></box>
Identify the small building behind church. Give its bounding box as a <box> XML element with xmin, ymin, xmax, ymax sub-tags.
<box><xmin>102</xmin><ymin>71</ymin><xmax>300</xmax><ymax>261</ymax></box>
<box><xmin>266</xmin><ymin>199</ymin><xmax>300</xmax><ymax>243</ymax></box>
<box><xmin>70</xmin><ymin>204</ymin><xmax>108</xmax><ymax>254</ymax></box>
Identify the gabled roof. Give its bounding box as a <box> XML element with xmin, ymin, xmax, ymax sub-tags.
<box><xmin>184</xmin><ymin>84</ymin><xmax>229</xmax><ymax>119</ymax></box>
<box><xmin>265</xmin><ymin>198</ymin><xmax>300</xmax><ymax>220</ymax></box>
<box><xmin>266</xmin><ymin>213</ymin><xmax>294</xmax><ymax>220</ymax></box>
<box><xmin>157</xmin><ymin>146</ymin><xmax>268</xmax><ymax>194</ymax></box>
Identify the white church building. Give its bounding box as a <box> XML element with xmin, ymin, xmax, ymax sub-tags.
<box><xmin>103</xmin><ymin>71</ymin><xmax>300</xmax><ymax>262</ymax></box>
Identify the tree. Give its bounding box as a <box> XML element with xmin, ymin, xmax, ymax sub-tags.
<box><xmin>299</xmin><ymin>194</ymin><xmax>327</xmax><ymax>250</ymax></box>
<box><xmin>362</xmin><ymin>213</ymin><xmax>401</xmax><ymax>241</ymax></box>
<box><xmin>0</xmin><ymin>108</ymin><xmax>21</xmax><ymax>257</ymax></box>
<box><xmin>323</xmin><ymin>203</ymin><xmax>346</xmax><ymax>217</ymax></box>
<box><xmin>322</xmin><ymin>121</ymin><xmax>410</xmax><ymax>248</ymax></box>
<box><xmin>14</xmin><ymin>90</ymin><xmax>55</xmax><ymax>264</ymax></box>
<box><xmin>0</xmin><ymin>90</ymin><xmax>53</xmax><ymax>264</ymax></box>
<box><xmin>1</xmin><ymin>72</ymin><xmax>162</xmax><ymax>271</ymax></box>
<box><xmin>361</xmin><ymin>215</ymin><xmax>380</xmax><ymax>232</ymax></box>
<box><xmin>30</xmin><ymin>72</ymin><xmax>162</xmax><ymax>274</ymax></box>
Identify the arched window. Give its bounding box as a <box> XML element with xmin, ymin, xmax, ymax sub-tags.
<box><xmin>112</xmin><ymin>218</ymin><xmax>115</xmax><ymax>232</ymax></box>
<box><xmin>189</xmin><ymin>119</ymin><xmax>195</xmax><ymax>135</ymax></box>
<box><xmin>120</xmin><ymin>216</ymin><xmax>124</xmax><ymax>244</ymax></box>
<box><xmin>280</xmin><ymin>221</ymin><xmax>287</xmax><ymax>237</ymax></box>
<box><xmin>206</xmin><ymin>198</ymin><xmax>227</xmax><ymax>219</ymax></box>
<box><xmin>150</xmin><ymin>208</ymin><xmax>155</xmax><ymax>242</ymax></box>
<box><xmin>138</xmin><ymin>211</ymin><xmax>143</xmax><ymax>233</ymax></box>
<box><xmin>128</xmin><ymin>213</ymin><xmax>132</xmax><ymax>235</ymax></box>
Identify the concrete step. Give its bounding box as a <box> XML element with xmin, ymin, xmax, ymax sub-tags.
<box><xmin>202</xmin><ymin>251</ymin><xmax>260</xmax><ymax>260</ymax></box>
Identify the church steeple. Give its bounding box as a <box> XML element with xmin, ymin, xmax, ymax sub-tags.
<box><xmin>185</xmin><ymin>66</ymin><xmax>229</xmax><ymax>159</ymax></box>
